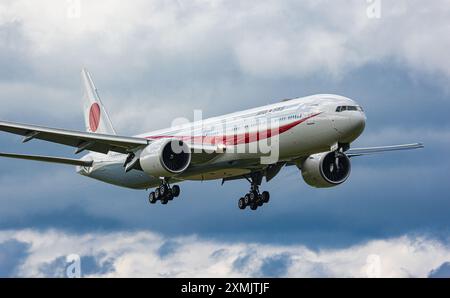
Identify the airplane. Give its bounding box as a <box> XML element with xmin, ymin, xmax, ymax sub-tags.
<box><xmin>0</xmin><ymin>69</ymin><xmax>423</xmax><ymax>211</ymax></box>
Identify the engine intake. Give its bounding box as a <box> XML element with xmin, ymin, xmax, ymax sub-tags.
<box><xmin>301</xmin><ymin>151</ymin><xmax>351</xmax><ymax>188</ymax></box>
<box><xmin>139</xmin><ymin>139</ymin><xmax>191</xmax><ymax>177</ymax></box>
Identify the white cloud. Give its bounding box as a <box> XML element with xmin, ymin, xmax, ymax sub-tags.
<box><xmin>0</xmin><ymin>81</ymin><xmax>80</xmax><ymax>122</ymax></box>
<box><xmin>2</xmin><ymin>0</ymin><xmax>448</xmax><ymax>78</ymax></box>
<box><xmin>1</xmin><ymin>229</ymin><xmax>449</xmax><ymax>277</ymax></box>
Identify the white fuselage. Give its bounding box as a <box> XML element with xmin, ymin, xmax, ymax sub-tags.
<box><xmin>77</xmin><ymin>94</ymin><xmax>366</xmax><ymax>189</ymax></box>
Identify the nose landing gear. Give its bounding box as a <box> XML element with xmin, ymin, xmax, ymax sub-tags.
<box><xmin>148</xmin><ymin>181</ymin><xmax>181</xmax><ymax>205</ymax></box>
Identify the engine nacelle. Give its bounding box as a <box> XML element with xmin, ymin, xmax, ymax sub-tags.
<box><xmin>139</xmin><ymin>139</ymin><xmax>191</xmax><ymax>177</ymax></box>
<box><xmin>301</xmin><ymin>151</ymin><xmax>351</xmax><ymax>188</ymax></box>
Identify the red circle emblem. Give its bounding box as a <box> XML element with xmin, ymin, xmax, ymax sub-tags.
<box><xmin>89</xmin><ymin>103</ymin><xmax>101</xmax><ymax>132</ymax></box>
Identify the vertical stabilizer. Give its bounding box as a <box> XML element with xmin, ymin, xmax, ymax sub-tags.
<box><xmin>81</xmin><ymin>68</ymin><xmax>116</xmax><ymax>135</ymax></box>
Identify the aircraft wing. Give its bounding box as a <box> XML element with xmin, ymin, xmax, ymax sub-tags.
<box><xmin>0</xmin><ymin>120</ymin><xmax>149</xmax><ymax>154</ymax></box>
<box><xmin>346</xmin><ymin>143</ymin><xmax>424</xmax><ymax>157</ymax></box>
<box><xmin>0</xmin><ymin>152</ymin><xmax>93</xmax><ymax>167</ymax></box>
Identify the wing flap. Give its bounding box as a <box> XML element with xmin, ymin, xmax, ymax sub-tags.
<box><xmin>0</xmin><ymin>120</ymin><xmax>148</xmax><ymax>154</ymax></box>
<box><xmin>0</xmin><ymin>152</ymin><xmax>93</xmax><ymax>167</ymax></box>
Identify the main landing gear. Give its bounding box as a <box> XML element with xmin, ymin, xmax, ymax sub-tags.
<box><xmin>148</xmin><ymin>181</ymin><xmax>181</xmax><ymax>205</ymax></box>
<box><xmin>238</xmin><ymin>173</ymin><xmax>270</xmax><ymax>211</ymax></box>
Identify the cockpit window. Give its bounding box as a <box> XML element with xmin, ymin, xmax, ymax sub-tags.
<box><xmin>336</xmin><ymin>105</ymin><xmax>363</xmax><ymax>112</ymax></box>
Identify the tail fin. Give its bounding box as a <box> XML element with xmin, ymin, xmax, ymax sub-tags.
<box><xmin>81</xmin><ymin>68</ymin><xmax>116</xmax><ymax>135</ymax></box>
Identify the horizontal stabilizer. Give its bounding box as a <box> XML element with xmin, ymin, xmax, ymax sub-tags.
<box><xmin>0</xmin><ymin>152</ymin><xmax>93</xmax><ymax>167</ymax></box>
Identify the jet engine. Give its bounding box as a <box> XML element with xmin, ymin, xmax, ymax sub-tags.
<box><xmin>139</xmin><ymin>139</ymin><xmax>191</xmax><ymax>177</ymax></box>
<box><xmin>301</xmin><ymin>151</ymin><xmax>351</xmax><ymax>188</ymax></box>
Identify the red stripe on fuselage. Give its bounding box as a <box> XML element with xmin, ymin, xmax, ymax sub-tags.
<box><xmin>144</xmin><ymin>112</ymin><xmax>321</xmax><ymax>146</ymax></box>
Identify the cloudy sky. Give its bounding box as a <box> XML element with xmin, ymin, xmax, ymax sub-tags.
<box><xmin>1</xmin><ymin>0</ymin><xmax>450</xmax><ymax>277</ymax></box>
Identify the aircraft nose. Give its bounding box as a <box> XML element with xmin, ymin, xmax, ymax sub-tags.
<box><xmin>332</xmin><ymin>111</ymin><xmax>366</xmax><ymax>142</ymax></box>
<box><xmin>351</xmin><ymin>112</ymin><xmax>366</xmax><ymax>135</ymax></box>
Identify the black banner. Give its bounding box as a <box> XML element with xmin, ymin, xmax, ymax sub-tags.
<box><xmin>1</xmin><ymin>278</ymin><xmax>450</xmax><ymax>297</ymax></box>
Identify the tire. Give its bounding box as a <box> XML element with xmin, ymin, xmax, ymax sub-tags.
<box><xmin>257</xmin><ymin>199</ymin><xmax>263</xmax><ymax>207</ymax></box>
<box><xmin>148</xmin><ymin>192</ymin><xmax>157</xmax><ymax>204</ymax></box>
<box><xmin>159</xmin><ymin>185</ymin><xmax>167</xmax><ymax>197</ymax></box>
<box><xmin>161</xmin><ymin>198</ymin><xmax>168</xmax><ymax>205</ymax></box>
<box><xmin>238</xmin><ymin>197</ymin><xmax>246</xmax><ymax>210</ymax></box>
<box><xmin>172</xmin><ymin>185</ymin><xmax>180</xmax><ymax>197</ymax></box>
<box><xmin>166</xmin><ymin>190</ymin><xmax>174</xmax><ymax>201</ymax></box>
<box><xmin>249</xmin><ymin>191</ymin><xmax>256</xmax><ymax>202</ymax></box>
<box><xmin>262</xmin><ymin>191</ymin><xmax>270</xmax><ymax>203</ymax></box>
<box><xmin>155</xmin><ymin>188</ymin><xmax>160</xmax><ymax>199</ymax></box>
<box><xmin>250</xmin><ymin>203</ymin><xmax>258</xmax><ymax>210</ymax></box>
<box><xmin>244</xmin><ymin>194</ymin><xmax>250</xmax><ymax>205</ymax></box>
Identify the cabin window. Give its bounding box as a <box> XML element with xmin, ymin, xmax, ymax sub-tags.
<box><xmin>336</xmin><ymin>105</ymin><xmax>361</xmax><ymax>112</ymax></box>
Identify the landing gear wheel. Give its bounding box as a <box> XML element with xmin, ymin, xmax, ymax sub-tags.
<box><xmin>150</xmin><ymin>180</ymin><xmax>182</xmax><ymax>206</ymax></box>
<box><xmin>257</xmin><ymin>197</ymin><xmax>263</xmax><ymax>207</ymax></box>
<box><xmin>244</xmin><ymin>194</ymin><xmax>251</xmax><ymax>206</ymax></box>
<box><xmin>159</xmin><ymin>184</ymin><xmax>167</xmax><ymax>197</ymax></box>
<box><xmin>148</xmin><ymin>192</ymin><xmax>157</xmax><ymax>204</ymax></box>
<box><xmin>235</xmin><ymin>172</ymin><xmax>270</xmax><ymax>210</ymax></box>
<box><xmin>172</xmin><ymin>185</ymin><xmax>180</xmax><ymax>197</ymax></box>
<box><xmin>238</xmin><ymin>197</ymin><xmax>246</xmax><ymax>210</ymax></box>
<box><xmin>166</xmin><ymin>190</ymin><xmax>174</xmax><ymax>201</ymax></box>
<box><xmin>249</xmin><ymin>191</ymin><xmax>256</xmax><ymax>202</ymax></box>
<box><xmin>262</xmin><ymin>191</ymin><xmax>270</xmax><ymax>203</ymax></box>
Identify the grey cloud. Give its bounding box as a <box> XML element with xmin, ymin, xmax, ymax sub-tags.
<box><xmin>0</xmin><ymin>240</ymin><xmax>30</xmax><ymax>277</ymax></box>
<box><xmin>429</xmin><ymin>262</ymin><xmax>450</xmax><ymax>278</ymax></box>
<box><xmin>39</xmin><ymin>256</ymin><xmax>67</xmax><ymax>278</ymax></box>
<box><xmin>259</xmin><ymin>253</ymin><xmax>292</xmax><ymax>277</ymax></box>
<box><xmin>157</xmin><ymin>240</ymin><xmax>180</xmax><ymax>259</ymax></box>
<box><xmin>80</xmin><ymin>254</ymin><xmax>115</xmax><ymax>276</ymax></box>
<box><xmin>210</xmin><ymin>248</ymin><xmax>228</xmax><ymax>259</ymax></box>
<box><xmin>0</xmin><ymin>20</ymin><xmax>32</xmax><ymax>81</ymax></box>
<box><xmin>232</xmin><ymin>253</ymin><xmax>253</xmax><ymax>272</ymax></box>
